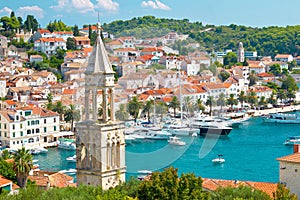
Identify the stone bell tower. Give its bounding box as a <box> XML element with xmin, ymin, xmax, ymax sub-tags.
<box><xmin>75</xmin><ymin>22</ymin><xmax>126</xmax><ymax>189</ymax></box>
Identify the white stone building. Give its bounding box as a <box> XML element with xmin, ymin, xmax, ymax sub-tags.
<box><xmin>277</xmin><ymin>145</ymin><xmax>300</xmax><ymax>198</ymax></box>
<box><xmin>0</xmin><ymin>105</ymin><xmax>59</xmax><ymax>150</ymax></box>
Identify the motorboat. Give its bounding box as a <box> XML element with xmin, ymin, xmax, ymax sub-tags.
<box><xmin>137</xmin><ymin>170</ymin><xmax>152</xmax><ymax>180</ymax></box>
<box><xmin>126</xmin><ymin>126</ymin><xmax>171</xmax><ymax>140</ymax></box>
<box><xmin>58</xmin><ymin>138</ymin><xmax>76</xmax><ymax>150</ymax></box>
<box><xmin>35</xmin><ymin>147</ymin><xmax>48</xmax><ymax>154</ymax></box>
<box><xmin>219</xmin><ymin>112</ymin><xmax>251</xmax><ymax>127</ymax></box>
<box><xmin>168</xmin><ymin>136</ymin><xmax>186</xmax><ymax>146</ymax></box>
<box><xmin>189</xmin><ymin>115</ymin><xmax>232</xmax><ymax>136</ymax></box>
<box><xmin>165</xmin><ymin>123</ymin><xmax>199</xmax><ymax>136</ymax></box>
<box><xmin>29</xmin><ymin>148</ymin><xmax>41</xmax><ymax>155</ymax></box>
<box><xmin>199</xmin><ymin>124</ymin><xmax>232</xmax><ymax>136</ymax></box>
<box><xmin>125</xmin><ymin>135</ymin><xmax>136</xmax><ymax>143</ymax></box>
<box><xmin>283</xmin><ymin>136</ymin><xmax>300</xmax><ymax>145</ymax></box>
<box><xmin>66</xmin><ymin>155</ymin><xmax>76</xmax><ymax>162</ymax></box>
<box><xmin>212</xmin><ymin>155</ymin><xmax>225</xmax><ymax>164</ymax></box>
<box><xmin>262</xmin><ymin>113</ymin><xmax>300</xmax><ymax>124</ymax></box>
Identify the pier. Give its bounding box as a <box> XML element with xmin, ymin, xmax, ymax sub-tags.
<box><xmin>252</xmin><ymin>104</ymin><xmax>300</xmax><ymax>117</ymax></box>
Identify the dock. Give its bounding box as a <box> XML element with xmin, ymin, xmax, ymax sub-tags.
<box><xmin>252</xmin><ymin>105</ymin><xmax>300</xmax><ymax>117</ymax></box>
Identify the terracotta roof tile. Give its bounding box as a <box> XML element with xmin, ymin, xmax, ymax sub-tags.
<box><xmin>277</xmin><ymin>153</ymin><xmax>300</xmax><ymax>163</ymax></box>
<box><xmin>62</xmin><ymin>89</ymin><xmax>76</xmax><ymax>95</ymax></box>
<box><xmin>202</xmin><ymin>178</ymin><xmax>277</xmax><ymax>198</ymax></box>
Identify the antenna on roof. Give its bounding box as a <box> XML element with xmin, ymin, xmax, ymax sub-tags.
<box><xmin>98</xmin><ymin>11</ymin><xmax>100</xmax><ymax>23</ymax></box>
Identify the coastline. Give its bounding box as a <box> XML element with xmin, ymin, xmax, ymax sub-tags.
<box><xmin>252</xmin><ymin>105</ymin><xmax>300</xmax><ymax>117</ymax></box>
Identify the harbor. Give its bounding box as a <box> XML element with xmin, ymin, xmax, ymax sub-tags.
<box><xmin>34</xmin><ymin>110</ymin><xmax>300</xmax><ymax>183</ymax></box>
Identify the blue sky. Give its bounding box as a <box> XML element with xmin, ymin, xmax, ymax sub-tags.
<box><xmin>1</xmin><ymin>0</ymin><xmax>300</xmax><ymax>28</ymax></box>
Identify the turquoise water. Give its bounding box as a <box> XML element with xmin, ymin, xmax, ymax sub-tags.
<box><xmin>35</xmin><ymin>115</ymin><xmax>299</xmax><ymax>183</ymax></box>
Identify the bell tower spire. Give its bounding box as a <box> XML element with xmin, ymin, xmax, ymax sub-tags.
<box><xmin>76</xmin><ymin>19</ymin><xmax>125</xmax><ymax>190</ymax></box>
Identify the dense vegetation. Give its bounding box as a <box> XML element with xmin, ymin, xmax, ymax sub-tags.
<box><xmin>1</xmin><ymin>13</ymin><xmax>300</xmax><ymax>57</ymax></box>
<box><xmin>0</xmin><ymin>167</ymin><xmax>296</xmax><ymax>200</ymax></box>
<box><xmin>101</xmin><ymin>16</ymin><xmax>300</xmax><ymax>57</ymax></box>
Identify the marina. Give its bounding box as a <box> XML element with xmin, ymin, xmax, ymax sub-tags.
<box><xmin>33</xmin><ymin>112</ymin><xmax>300</xmax><ymax>183</ymax></box>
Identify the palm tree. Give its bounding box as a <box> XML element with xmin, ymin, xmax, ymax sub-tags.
<box><xmin>142</xmin><ymin>100</ymin><xmax>154</xmax><ymax>123</ymax></box>
<box><xmin>277</xmin><ymin>89</ymin><xmax>286</xmax><ymax>103</ymax></box>
<box><xmin>169</xmin><ymin>96</ymin><xmax>180</xmax><ymax>117</ymax></box>
<box><xmin>127</xmin><ymin>96</ymin><xmax>142</xmax><ymax>122</ymax></box>
<box><xmin>45</xmin><ymin>93</ymin><xmax>53</xmax><ymax>110</ymax></box>
<box><xmin>258</xmin><ymin>96</ymin><xmax>267</xmax><ymax>109</ymax></box>
<box><xmin>216</xmin><ymin>93</ymin><xmax>226</xmax><ymax>112</ymax></box>
<box><xmin>52</xmin><ymin>101</ymin><xmax>66</xmax><ymax>121</ymax></box>
<box><xmin>267</xmin><ymin>93</ymin><xmax>277</xmax><ymax>106</ymax></box>
<box><xmin>155</xmin><ymin>102</ymin><xmax>168</xmax><ymax>121</ymax></box>
<box><xmin>206</xmin><ymin>96</ymin><xmax>215</xmax><ymax>116</ymax></box>
<box><xmin>247</xmin><ymin>92</ymin><xmax>258</xmax><ymax>108</ymax></box>
<box><xmin>183</xmin><ymin>96</ymin><xmax>194</xmax><ymax>116</ymax></box>
<box><xmin>286</xmin><ymin>89</ymin><xmax>296</xmax><ymax>102</ymax></box>
<box><xmin>13</xmin><ymin>147</ymin><xmax>33</xmax><ymax>188</ymax></box>
<box><xmin>238</xmin><ymin>91</ymin><xmax>247</xmax><ymax>108</ymax></box>
<box><xmin>196</xmin><ymin>98</ymin><xmax>205</xmax><ymax>113</ymax></box>
<box><xmin>1</xmin><ymin>149</ymin><xmax>11</xmax><ymax>160</ymax></box>
<box><xmin>115</xmin><ymin>104</ymin><xmax>130</xmax><ymax>121</ymax></box>
<box><xmin>64</xmin><ymin>104</ymin><xmax>81</xmax><ymax>131</ymax></box>
<box><xmin>227</xmin><ymin>94</ymin><xmax>238</xmax><ymax>109</ymax></box>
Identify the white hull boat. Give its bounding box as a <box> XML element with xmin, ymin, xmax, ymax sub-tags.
<box><xmin>168</xmin><ymin>136</ymin><xmax>186</xmax><ymax>146</ymax></box>
<box><xmin>212</xmin><ymin>155</ymin><xmax>225</xmax><ymax>164</ymax></box>
<box><xmin>262</xmin><ymin>113</ymin><xmax>300</xmax><ymax>124</ymax></box>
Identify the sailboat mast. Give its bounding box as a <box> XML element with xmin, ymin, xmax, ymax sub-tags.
<box><xmin>179</xmin><ymin>64</ymin><xmax>183</xmax><ymax>123</ymax></box>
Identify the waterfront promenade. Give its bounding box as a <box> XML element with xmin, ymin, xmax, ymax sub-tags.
<box><xmin>252</xmin><ymin>104</ymin><xmax>300</xmax><ymax>117</ymax></box>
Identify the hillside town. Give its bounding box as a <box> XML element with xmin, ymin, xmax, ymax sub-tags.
<box><xmin>0</xmin><ymin>21</ymin><xmax>300</xmax><ymax>198</ymax></box>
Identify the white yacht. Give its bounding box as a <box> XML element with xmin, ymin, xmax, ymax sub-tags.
<box><xmin>283</xmin><ymin>136</ymin><xmax>300</xmax><ymax>145</ymax></box>
<box><xmin>190</xmin><ymin>115</ymin><xmax>232</xmax><ymax>136</ymax></box>
<box><xmin>57</xmin><ymin>139</ymin><xmax>76</xmax><ymax>150</ymax></box>
<box><xmin>262</xmin><ymin>113</ymin><xmax>300</xmax><ymax>124</ymax></box>
<box><xmin>126</xmin><ymin>126</ymin><xmax>171</xmax><ymax>140</ymax></box>
<box><xmin>212</xmin><ymin>155</ymin><xmax>225</xmax><ymax>164</ymax></box>
<box><xmin>66</xmin><ymin>155</ymin><xmax>76</xmax><ymax>163</ymax></box>
<box><xmin>168</xmin><ymin>136</ymin><xmax>186</xmax><ymax>146</ymax></box>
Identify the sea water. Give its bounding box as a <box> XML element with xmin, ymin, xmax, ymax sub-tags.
<box><xmin>34</xmin><ymin>115</ymin><xmax>299</xmax><ymax>183</ymax></box>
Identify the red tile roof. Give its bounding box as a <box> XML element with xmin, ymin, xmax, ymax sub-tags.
<box><xmin>277</xmin><ymin>153</ymin><xmax>300</xmax><ymax>163</ymax></box>
<box><xmin>202</xmin><ymin>178</ymin><xmax>277</xmax><ymax>198</ymax></box>
<box><xmin>62</xmin><ymin>89</ymin><xmax>76</xmax><ymax>95</ymax></box>
<box><xmin>275</xmin><ymin>54</ymin><xmax>292</xmax><ymax>59</ymax></box>
<box><xmin>38</xmin><ymin>29</ymin><xmax>51</xmax><ymax>34</ymax></box>
<box><xmin>39</xmin><ymin>38</ymin><xmax>65</xmax><ymax>42</ymax></box>
<box><xmin>73</xmin><ymin>36</ymin><xmax>90</xmax><ymax>42</ymax></box>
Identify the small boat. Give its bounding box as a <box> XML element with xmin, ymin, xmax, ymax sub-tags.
<box><xmin>59</xmin><ymin>168</ymin><xmax>77</xmax><ymax>174</ymax></box>
<box><xmin>35</xmin><ymin>147</ymin><xmax>48</xmax><ymax>154</ymax></box>
<box><xmin>29</xmin><ymin>149</ymin><xmax>41</xmax><ymax>155</ymax></box>
<box><xmin>168</xmin><ymin>136</ymin><xmax>186</xmax><ymax>146</ymax></box>
<box><xmin>137</xmin><ymin>170</ymin><xmax>152</xmax><ymax>180</ymax></box>
<box><xmin>66</xmin><ymin>155</ymin><xmax>76</xmax><ymax>162</ymax></box>
<box><xmin>212</xmin><ymin>155</ymin><xmax>225</xmax><ymax>164</ymax></box>
<box><xmin>58</xmin><ymin>139</ymin><xmax>76</xmax><ymax>150</ymax></box>
<box><xmin>262</xmin><ymin>113</ymin><xmax>300</xmax><ymax>124</ymax></box>
<box><xmin>283</xmin><ymin>136</ymin><xmax>300</xmax><ymax>145</ymax></box>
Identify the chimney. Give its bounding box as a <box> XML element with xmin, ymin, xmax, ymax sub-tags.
<box><xmin>293</xmin><ymin>144</ymin><xmax>300</xmax><ymax>153</ymax></box>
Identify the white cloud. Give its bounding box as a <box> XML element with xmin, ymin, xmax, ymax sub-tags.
<box><xmin>50</xmin><ymin>0</ymin><xmax>120</xmax><ymax>14</ymax></box>
<box><xmin>50</xmin><ymin>0</ymin><xmax>95</xmax><ymax>14</ymax></box>
<box><xmin>17</xmin><ymin>6</ymin><xmax>44</xmax><ymax>19</ymax></box>
<box><xmin>141</xmin><ymin>0</ymin><xmax>171</xmax><ymax>10</ymax></box>
<box><xmin>50</xmin><ymin>0</ymin><xmax>69</xmax><ymax>10</ymax></box>
<box><xmin>95</xmin><ymin>0</ymin><xmax>119</xmax><ymax>12</ymax></box>
<box><xmin>0</xmin><ymin>7</ymin><xmax>12</xmax><ymax>15</ymax></box>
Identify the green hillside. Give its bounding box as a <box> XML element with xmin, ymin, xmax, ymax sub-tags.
<box><xmin>102</xmin><ymin>16</ymin><xmax>300</xmax><ymax>57</ymax></box>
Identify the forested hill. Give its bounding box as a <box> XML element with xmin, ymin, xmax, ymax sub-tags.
<box><xmin>102</xmin><ymin>16</ymin><xmax>300</xmax><ymax>57</ymax></box>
